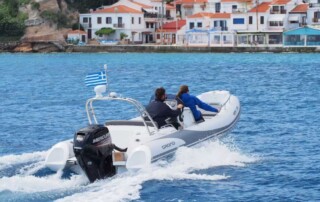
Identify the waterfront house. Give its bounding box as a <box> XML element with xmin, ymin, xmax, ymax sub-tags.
<box><xmin>79</xmin><ymin>0</ymin><xmax>169</xmax><ymax>44</ymax></box>
<box><xmin>236</xmin><ymin>1</ymin><xmax>285</xmax><ymax>47</ymax></box>
<box><xmin>176</xmin><ymin>0</ymin><xmax>209</xmax><ymax>19</ymax></box>
<box><xmin>288</xmin><ymin>3</ymin><xmax>308</xmax><ymax>30</ymax></box>
<box><xmin>67</xmin><ymin>30</ymin><xmax>87</xmax><ymax>44</ymax></box>
<box><xmin>307</xmin><ymin>0</ymin><xmax>320</xmax><ymax>25</ymax></box>
<box><xmin>156</xmin><ymin>20</ymin><xmax>186</xmax><ymax>44</ymax></box>
<box><xmin>185</xmin><ymin>12</ymin><xmax>234</xmax><ymax>46</ymax></box>
<box><xmin>80</xmin><ymin>5</ymin><xmax>145</xmax><ymax>43</ymax></box>
<box><xmin>283</xmin><ymin>26</ymin><xmax>320</xmax><ymax>46</ymax></box>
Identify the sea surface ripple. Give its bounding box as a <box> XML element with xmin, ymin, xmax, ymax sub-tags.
<box><xmin>0</xmin><ymin>53</ymin><xmax>319</xmax><ymax>202</ymax></box>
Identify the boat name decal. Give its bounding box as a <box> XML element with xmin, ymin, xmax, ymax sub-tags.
<box><xmin>162</xmin><ymin>141</ymin><xmax>175</xmax><ymax>150</ymax></box>
<box><xmin>93</xmin><ymin>134</ymin><xmax>108</xmax><ymax>144</ymax></box>
<box><xmin>233</xmin><ymin>106</ymin><xmax>239</xmax><ymax>115</ymax></box>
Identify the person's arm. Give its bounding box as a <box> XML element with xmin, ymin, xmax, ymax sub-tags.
<box><xmin>163</xmin><ymin>104</ymin><xmax>181</xmax><ymax>117</ymax></box>
<box><xmin>194</xmin><ymin>96</ymin><xmax>218</xmax><ymax>112</ymax></box>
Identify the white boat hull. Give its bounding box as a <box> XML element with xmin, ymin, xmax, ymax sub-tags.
<box><xmin>45</xmin><ymin>90</ymin><xmax>240</xmax><ymax>178</ymax></box>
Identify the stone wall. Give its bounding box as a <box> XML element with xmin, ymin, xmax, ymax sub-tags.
<box><xmin>2</xmin><ymin>43</ymin><xmax>320</xmax><ymax>53</ymax></box>
<box><xmin>66</xmin><ymin>45</ymin><xmax>320</xmax><ymax>53</ymax></box>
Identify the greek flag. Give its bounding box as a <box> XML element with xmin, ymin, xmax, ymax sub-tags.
<box><xmin>85</xmin><ymin>71</ymin><xmax>107</xmax><ymax>87</ymax></box>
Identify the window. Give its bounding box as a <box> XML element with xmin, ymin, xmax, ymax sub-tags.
<box><xmin>132</xmin><ymin>17</ymin><xmax>134</xmax><ymax>24</ymax></box>
<box><xmin>197</xmin><ymin>22</ymin><xmax>202</xmax><ymax>28</ymax></box>
<box><xmin>215</xmin><ymin>3</ymin><xmax>221</xmax><ymax>13</ymax></box>
<box><xmin>190</xmin><ymin>22</ymin><xmax>194</xmax><ymax>29</ymax></box>
<box><xmin>249</xmin><ymin>16</ymin><xmax>253</xmax><ymax>24</ymax></box>
<box><xmin>233</xmin><ymin>18</ymin><xmax>244</xmax><ymax>24</ymax></box>
<box><xmin>83</xmin><ymin>17</ymin><xmax>88</xmax><ymax>23</ymax></box>
<box><xmin>269</xmin><ymin>21</ymin><xmax>283</xmax><ymax>26</ymax></box>
<box><xmin>106</xmin><ymin>17</ymin><xmax>112</xmax><ymax>24</ymax></box>
<box><xmin>151</xmin><ymin>23</ymin><xmax>154</xmax><ymax>28</ymax></box>
<box><xmin>268</xmin><ymin>34</ymin><xmax>282</xmax><ymax>44</ymax></box>
<box><xmin>232</xmin><ymin>5</ymin><xmax>237</xmax><ymax>10</ymax></box>
<box><xmin>146</xmin><ymin>22</ymin><xmax>149</xmax><ymax>28</ymax></box>
<box><xmin>272</xmin><ymin>6</ymin><xmax>279</xmax><ymax>12</ymax></box>
<box><xmin>97</xmin><ymin>17</ymin><xmax>102</xmax><ymax>24</ymax></box>
<box><xmin>139</xmin><ymin>17</ymin><xmax>141</xmax><ymax>24</ymax></box>
<box><xmin>260</xmin><ymin>16</ymin><xmax>264</xmax><ymax>24</ymax></box>
<box><xmin>214</xmin><ymin>20</ymin><xmax>227</xmax><ymax>30</ymax></box>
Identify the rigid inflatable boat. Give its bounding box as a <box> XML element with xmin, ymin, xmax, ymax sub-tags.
<box><xmin>45</xmin><ymin>86</ymin><xmax>240</xmax><ymax>182</ymax></box>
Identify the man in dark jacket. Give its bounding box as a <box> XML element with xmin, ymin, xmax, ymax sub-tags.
<box><xmin>146</xmin><ymin>87</ymin><xmax>183</xmax><ymax>129</ymax></box>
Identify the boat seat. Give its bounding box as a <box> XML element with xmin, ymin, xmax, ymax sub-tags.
<box><xmin>105</xmin><ymin>120</ymin><xmax>156</xmax><ymax>127</ymax></box>
<box><xmin>182</xmin><ymin>108</ymin><xmax>195</xmax><ymax>127</ymax></box>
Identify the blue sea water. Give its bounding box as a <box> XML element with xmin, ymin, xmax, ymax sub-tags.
<box><xmin>0</xmin><ymin>53</ymin><xmax>319</xmax><ymax>202</ymax></box>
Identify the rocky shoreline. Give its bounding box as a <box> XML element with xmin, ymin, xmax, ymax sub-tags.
<box><xmin>1</xmin><ymin>41</ymin><xmax>320</xmax><ymax>53</ymax></box>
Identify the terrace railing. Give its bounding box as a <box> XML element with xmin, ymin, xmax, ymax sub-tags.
<box><xmin>310</xmin><ymin>3</ymin><xmax>320</xmax><ymax>7</ymax></box>
<box><xmin>113</xmin><ymin>23</ymin><xmax>125</xmax><ymax>28</ymax></box>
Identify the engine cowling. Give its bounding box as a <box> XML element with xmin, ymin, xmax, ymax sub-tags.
<box><xmin>73</xmin><ymin>124</ymin><xmax>116</xmax><ymax>182</ymax></box>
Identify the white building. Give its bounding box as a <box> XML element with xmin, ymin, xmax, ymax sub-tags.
<box><xmin>306</xmin><ymin>0</ymin><xmax>320</xmax><ymax>26</ymax></box>
<box><xmin>287</xmin><ymin>3</ymin><xmax>308</xmax><ymax>30</ymax></box>
<box><xmin>79</xmin><ymin>0</ymin><xmax>169</xmax><ymax>44</ymax></box>
<box><xmin>176</xmin><ymin>0</ymin><xmax>209</xmax><ymax>19</ymax></box>
<box><xmin>80</xmin><ymin>5</ymin><xmax>146</xmax><ymax>43</ymax></box>
<box><xmin>67</xmin><ymin>30</ymin><xmax>87</xmax><ymax>43</ymax></box>
<box><xmin>185</xmin><ymin>12</ymin><xmax>234</xmax><ymax>46</ymax></box>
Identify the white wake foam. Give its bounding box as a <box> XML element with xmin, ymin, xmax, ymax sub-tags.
<box><xmin>56</xmin><ymin>139</ymin><xmax>257</xmax><ymax>202</ymax></box>
<box><xmin>0</xmin><ymin>170</ymin><xmax>88</xmax><ymax>193</ymax></box>
<box><xmin>0</xmin><ymin>151</ymin><xmax>88</xmax><ymax>193</ymax></box>
<box><xmin>0</xmin><ymin>151</ymin><xmax>47</xmax><ymax>170</ymax></box>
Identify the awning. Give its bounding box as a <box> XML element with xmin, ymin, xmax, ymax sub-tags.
<box><xmin>143</xmin><ymin>8</ymin><xmax>158</xmax><ymax>13</ymax></box>
<box><xmin>186</xmin><ymin>28</ymin><xmax>208</xmax><ymax>33</ymax></box>
<box><xmin>288</xmin><ymin>16</ymin><xmax>299</xmax><ymax>21</ymax></box>
<box><xmin>268</xmin><ymin>15</ymin><xmax>285</xmax><ymax>21</ymax></box>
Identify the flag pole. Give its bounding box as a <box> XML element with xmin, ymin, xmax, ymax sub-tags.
<box><xmin>104</xmin><ymin>64</ymin><xmax>108</xmax><ymax>94</ymax></box>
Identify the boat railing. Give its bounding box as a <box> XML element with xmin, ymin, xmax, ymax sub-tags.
<box><xmin>85</xmin><ymin>95</ymin><xmax>158</xmax><ymax>136</ymax></box>
<box><xmin>220</xmin><ymin>93</ymin><xmax>231</xmax><ymax>110</ymax></box>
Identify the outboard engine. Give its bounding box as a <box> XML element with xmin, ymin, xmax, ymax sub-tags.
<box><xmin>73</xmin><ymin>124</ymin><xmax>116</xmax><ymax>182</ymax></box>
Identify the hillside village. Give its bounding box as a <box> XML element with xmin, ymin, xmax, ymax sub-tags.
<box><xmin>1</xmin><ymin>0</ymin><xmax>320</xmax><ymax>52</ymax></box>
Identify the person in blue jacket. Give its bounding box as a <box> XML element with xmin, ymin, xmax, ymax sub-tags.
<box><xmin>177</xmin><ymin>85</ymin><xmax>218</xmax><ymax>122</ymax></box>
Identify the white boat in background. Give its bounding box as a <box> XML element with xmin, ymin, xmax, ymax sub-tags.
<box><xmin>45</xmin><ymin>72</ymin><xmax>240</xmax><ymax>182</ymax></box>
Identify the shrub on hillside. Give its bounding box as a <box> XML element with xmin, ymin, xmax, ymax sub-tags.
<box><xmin>0</xmin><ymin>2</ymin><xmax>26</xmax><ymax>37</ymax></box>
<box><xmin>31</xmin><ymin>2</ymin><xmax>40</xmax><ymax>10</ymax></box>
<box><xmin>40</xmin><ymin>11</ymin><xmax>70</xmax><ymax>29</ymax></box>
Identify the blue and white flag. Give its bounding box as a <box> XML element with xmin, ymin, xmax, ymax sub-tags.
<box><xmin>85</xmin><ymin>71</ymin><xmax>107</xmax><ymax>87</ymax></box>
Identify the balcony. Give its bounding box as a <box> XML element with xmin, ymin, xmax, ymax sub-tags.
<box><xmin>144</xmin><ymin>13</ymin><xmax>158</xmax><ymax>18</ymax></box>
<box><xmin>232</xmin><ymin>8</ymin><xmax>246</xmax><ymax>13</ymax></box>
<box><xmin>113</xmin><ymin>23</ymin><xmax>125</xmax><ymax>28</ymax></box>
<box><xmin>212</xmin><ymin>26</ymin><xmax>228</xmax><ymax>31</ymax></box>
<box><xmin>299</xmin><ymin>22</ymin><xmax>307</xmax><ymax>27</ymax></box>
<box><xmin>310</xmin><ymin>3</ymin><xmax>320</xmax><ymax>8</ymax></box>
<box><xmin>270</xmin><ymin>10</ymin><xmax>286</xmax><ymax>14</ymax></box>
<box><xmin>81</xmin><ymin>23</ymin><xmax>92</xmax><ymax>29</ymax></box>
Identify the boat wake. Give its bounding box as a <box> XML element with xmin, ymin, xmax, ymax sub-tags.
<box><xmin>0</xmin><ymin>139</ymin><xmax>257</xmax><ymax>201</ymax></box>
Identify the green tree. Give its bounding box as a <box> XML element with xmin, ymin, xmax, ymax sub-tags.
<box><xmin>0</xmin><ymin>2</ymin><xmax>26</xmax><ymax>37</ymax></box>
<box><xmin>95</xmin><ymin>27</ymin><xmax>115</xmax><ymax>39</ymax></box>
<box><xmin>40</xmin><ymin>11</ymin><xmax>69</xmax><ymax>29</ymax></box>
<box><xmin>72</xmin><ymin>23</ymin><xmax>84</xmax><ymax>30</ymax></box>
<box><xmin>120</xmin><ymin>32</ymin><xmax>128</xmax><ymax>40</ymax></box>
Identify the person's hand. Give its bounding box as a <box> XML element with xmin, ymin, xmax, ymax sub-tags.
<box><xmin>177</xmin><ymin>104</ymin><xmax>184</xmax><ymax>109</ymax></box>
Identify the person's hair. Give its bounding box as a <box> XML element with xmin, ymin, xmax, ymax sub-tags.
<box><xmin>177</xmin><ymin>85</ymin><xmax>189</xmax><ymax>98</ymax></box>
<box><xmin>155</xmin><ymin>87</ymin><xmax>166</xmax><ymax>100</ymax></box>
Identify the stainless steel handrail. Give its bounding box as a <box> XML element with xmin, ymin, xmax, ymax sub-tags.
<box><xmin>85</xmin><ymin>95</ymin><xmax>158</xmax><ymax>136</ymax></box>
